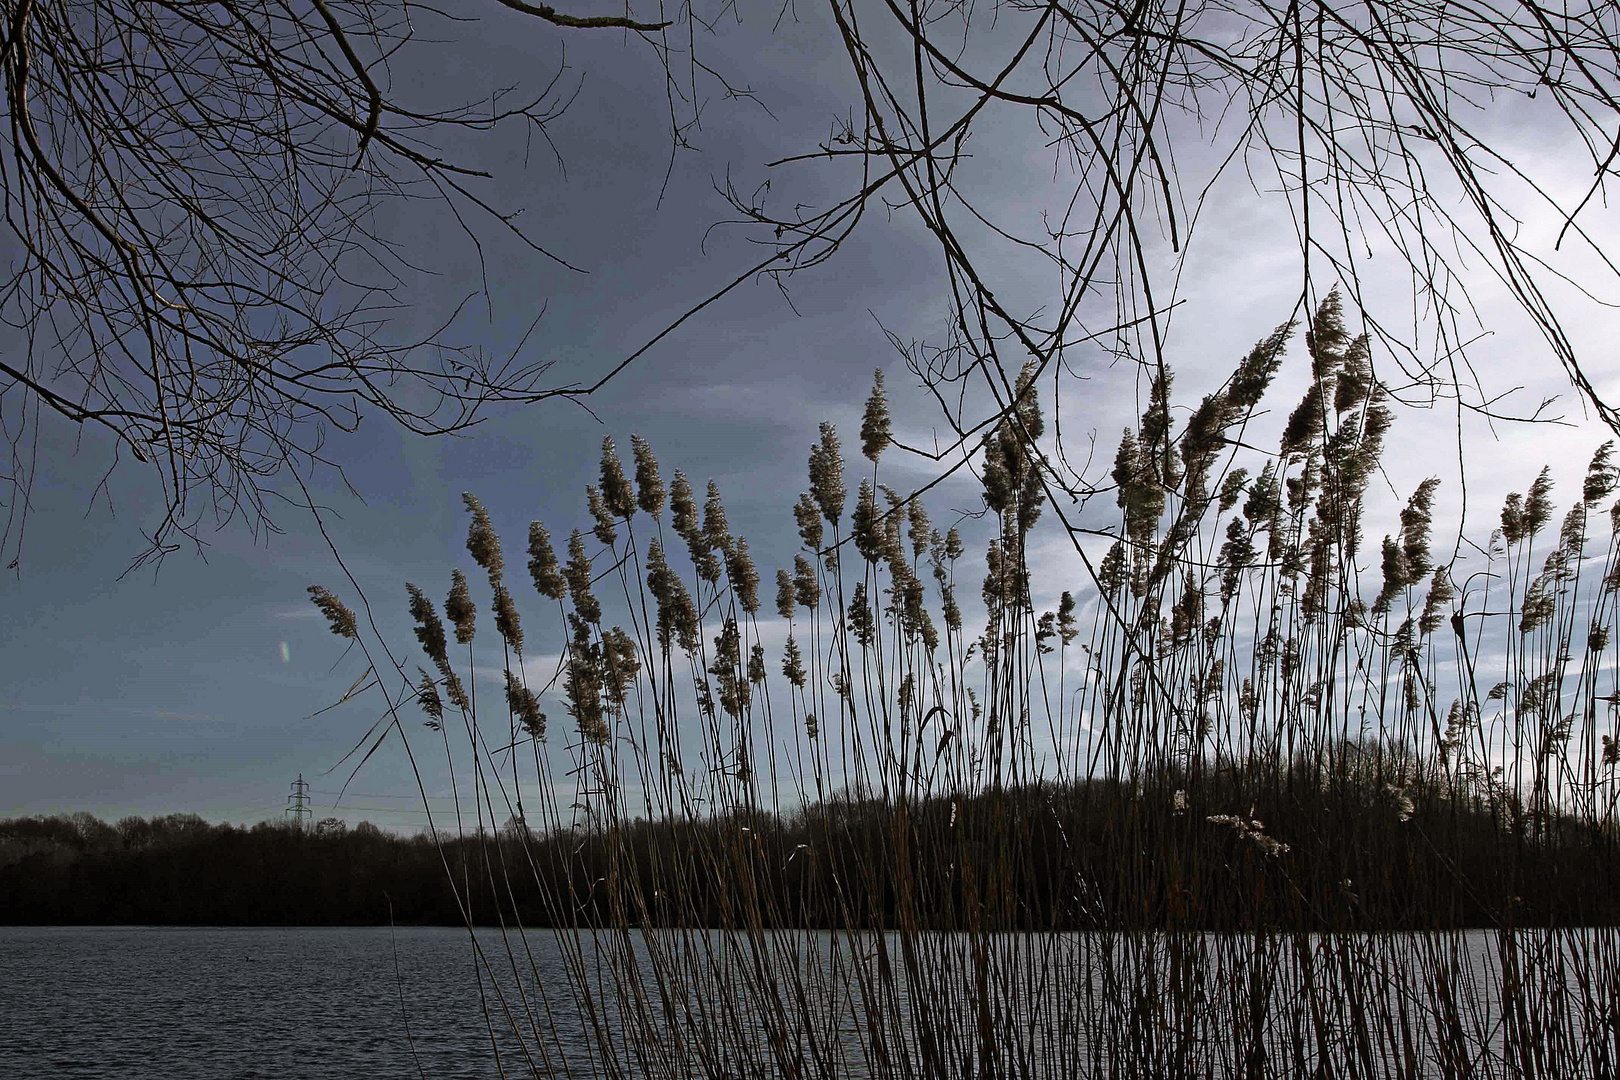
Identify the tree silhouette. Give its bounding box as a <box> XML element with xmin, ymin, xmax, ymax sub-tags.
<box><xmin>0</xmin><ymin>0</ymin><xmax>689</xmax><ymax>571</ymax></box>
<box><xmin>5</xmin><ymin>0</ymin><xmax>1618</xmax><ymax>580</ymax></box>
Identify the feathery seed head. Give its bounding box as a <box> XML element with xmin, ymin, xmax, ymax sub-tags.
<box><xmin>1501</xmin><ymin>492</ymin><xmax>1526</xmax><ymax>546</ymax></box>
<box><xmin>848</xmin><ymin>582</ymin><xmax>874</xmax><ymax>647</ymax></box>
<box><xmin>1218</xmin><ymin>469</ymin><xmax>1249</xmax><ymax>513</ymax></box>
<box><xmin>928</xmin><ymin>529</ymin><xmax>947</xmax><ymax>582</ymax></box>
<box><xmin>1361</xmin><ymin>398</ymin><xmax>1395</xmax><ymax>470</ymax></box>
<box><xmin>564</xmin><ymin>619</ymin><xmax>609</xmax><ymax>745</ymax></box>
<box><xmin>861</xmin><ymin>369</ymin><xmax>891</xmax><ymax>462</ymax></box>
<box><xmin>443</xmin><ymin>671</ymin><xmax>469</xmax><ymax>712</ymax></box>
<box><xmin>941</xmin><ymin>585</ymin><xmax>961</xmax><ymax>632</ymax></box>
<box><xmin>1227</xmin><ymin>321</ymin><xmax>1293</xmax><ymax>411</ymax></box>
<box><xmin>493</xmin><ymin>584</ymin><xmax>523</xmax><ymax>653</ymax></box>
<box><xmin>631</xmin><ymin>435</ymin><xmax>666</xmax><ymax>518</ymax></box>
<box><xmin>1015</xmin><ymin>360</ymin><xmax>1044</xmax><ymax>442</ymax></box>
<box><xmin>1017</xmin><ymin>458</ymin><xmax>1045</xmax><ymax>534</ymax></box>
<box><xmin>1171</xmin><ymin>570</ymin><xmax>1205</xmax><ymax>644</ymax></box>
<box><xmin>1139</xmin><ymin>370</ymin><xmax>1178</xmax><ymax>486</ymax></box>
<box><xmin>712</xmin><ymin>616</ymin><xmax>741</xmax><ymax>668</ymax></box>
<box><xmin>1038</xmin><ymin>611</ymin><xmax>1059</xmax><ymax>649</ymax></box>
<box><xmin>564</xmin><ymin>530</ymin><xmax>601</xmax><ymax>624</ymax></box>
<box><xmin>645</xmin><ymin>541</ymin><xmax>674</xmax><ymax>640</ymax></box>
<box><xmin>794</xmin><ymin>493</ymin><xmax>824</xmax><ymax>551</ymax></box>
<box><xmin>1562</xmin><ymin>504</ymin><xmax>1588</xmax><ymax>555</ymax></box>
<box><xmin>852</xmin><ymin>479</ymin><xmax>882</xmax><ymax>563</ymax></box>
<box><xmin>983</xmin><ymin>539</ymin><xmax>1006</xmax><ymax>612</ymax></box>
<box><xmin>586</xmin><ymin>485</ymin><xmax>618</xmax><ymax>547</ymax></box>
<box><xmin>880</xmin><ymin>485</ymin><xmax>906</xmax><ymax>566</ymax></box>
<box><xmin>694</xmin><ymin>551</ymin><xmax>723</xmax><ymax>586</ymax></box>
<box><xmin>527</xmin><ymin>521</ymin><xmax>567</xmax><ymax>601</ymax></box>
<box><xmin>599</xmin><ymin>437</ymin><xmax>636</xmax><ymax>520</ymax></box>
<box><xmin>1384</xmin><ymin>783</ymin><xmax>1416</xmax><ymax>823</ymax></box>
<box><xmin>1525</xmin><ymin>467</ymin><xmax>1554</xmax><ymax>539</ymax></box>
<box><xmin>727</xmin><ymin>536</ymin><xmax>761</xmax><ymax>614</ymax></box>
<box><xmin>646</xmin><ymin>541</ymin><xmax>698</xmax><ymax>654</ymax></box>
<box><xmin>1243</xmin><ymin>462</ymin><xmax>1281</xmax><ymax>524</ymax></box>
<box><xmin>1418</xmin><ymin>568</ymin><xmax>1454</xmax><ymax>636</ymax></box>
<box><xmin>1400</xmin><ymin>478</ymin><xmax>1441</xmax><ymax>581</ymax></box>
<box><xmin>809</xmin><ymin>423</ymin><xmax>846</xmax><ymax>526</ymax></box>
<box><xmin>1098</xmin><ymin>542</ymin><xmax>1127</xmax><ymax>596</ymax></box>
<box><xmin>415</xmin><ymin>668</ymin><xmax>445</xmax><ymax>730</ymax></box>
<box><xmin>1286</xmin><ymin>459</ymin><xmax>1320</xmax><ymax>514</ymax></box>
<box><xmin>776</xmin><ymin>569</ymin><xmax>795</xmax><ymax>620</ymax></box>
<box><xmin>1207</xmin><ymin>812</ymin><xmax>1291</xmax><ymax>855</ymax></box>
<box><xmin>602</xmin><ymin>626</ymin><xmax>639</xmax><ymax>708</ymax></box>
<box><xmin>308</xmin><ymin>585</ymin><xmax>358</xmax><ymax>640</ymax></box>
<box><xmin>1305</xmin><ymin>288</ymin><xmax>1348</xmax><ymax>380</ymax></box>
<box><xmin>1335</xmin><ymin>334</ymin><xmax>1373</xmax><ymax>414</ymax></box>
<box><xmin>709</xmin><ymin>618</ymin><xmax>749</xmax><ymax>717</ymax></box>
<box><xmin>703</xmin><ymin>480</ymin><xmax>733</xmax><ymax>556</ymax></box>
<box><xmin>1218</xmin><ymin>517</ymin><xmax>1256</xmax><ymax>602</ymax></box>
<box><xmin>980</xmin><ymin>429</ymin><xmax>1014</xmax><ymax>514</ymax></box>
<box><xmin>406</xmin><ymin>584</ymin><xmax>448</xmax><ymax>664</ymax></box>
<box><xmin>670</xmin><ymin>471</ymin><xmax>699</xmax><ymax>539</ymax></box>
<box><xmin>672</xmin><ymin>472</ymin><xmax>720</xmax><ymax>581</ymax></box>
<box><xmin>1113</xmin><ymin>429</ymin><xmax>1162</xmax><ymax>542</ymax></box>
<box><xmin>1180</xmin><ymin>391</ymin><xmax>1229</xmax><ymax>472</ymax></box>
<box><xmin>918</xmin><ymin>604</ymin><xmax>939</xmax><ymax>651</ymax></box>
<box><xmin>793</xmin><ymin>554</ymin><xmax>820</xmax><ymax>610</ymax></box>
<box><xmin>1280</xmin><ymin>383</ymin><xmax>1326</xmax><ymax>457</ymax></box>
<box><xmin>1058</xmin><ymin>591</ymin><xmax>1078</xmax><ymax>644</ymax></box>
<box><xmin>1588</xmin><ymin>441</ymin><xmax>1619</xmax><ymax>507</ymax></box>
<box><xmin>504</xmin><ymin>670</ymin><xmax>545</xmax><ymax>739</ymax></box>
<box><xmin>672</xmin><ymin>583</ymin><xmax>701</xmax><ymax>654</ymax></box>
<box><xmin>908</xmin><ymin>500</ymin><xmax>930</xmax><ymax>560</ymax></box>
<box><xmin>1372</xmin><ymin>536</ymin><xmax>1406</xmax><ymax>616</ymax></box>
<box><xmin>462</xmin><ymin>493</ymin><xmax>504</xmax><ymax>584</ymax></box>
<box><xmin>446</xmin><ymin>570</ymin><xmax>476</xmax><ymax>645</ymax></box>
<box><xmin>782</xmin><ymin>635</ymin><xmax>807</xmax><ymax>688</ymax></box>
<box><xmin>567</xmin><ymin>667</ymin><xmax>609</xmax><ymax>744</ymax></box>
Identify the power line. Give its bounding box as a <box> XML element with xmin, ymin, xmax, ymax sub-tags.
<box><xmin>309</xmin><ymin>790</ymin><xmax>461</xmax><ymax>801</ymax></box>
<box><xmin>322</xmin><ymin>805</ymin><xmax>435</xmax><ymax>815</ymax></box>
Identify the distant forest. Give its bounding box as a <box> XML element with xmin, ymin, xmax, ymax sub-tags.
<box><xmin>6</xmin><ymin>766</ymin><xmax>1620</xmax><ymax>929</ymax></box>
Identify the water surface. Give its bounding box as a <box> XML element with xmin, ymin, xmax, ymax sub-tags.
<box><xmin>1</xmin><ymin>926</ymin><xmax>539</xmax><ymax>1079</ymax></box>
<box><xmin>6</xmin><ymin>925</ymin><xmax>1616</xmax><ymax>1079</ymax></box>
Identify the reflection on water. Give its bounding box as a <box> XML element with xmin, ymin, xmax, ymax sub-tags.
<box><xmin>2</xmin><ymin>926</ymin><xmax>1616</xmax><ymax>1078</ymax></box>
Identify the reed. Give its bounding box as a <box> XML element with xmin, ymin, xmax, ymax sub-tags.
<box><xmin>315</xmin><ymin>294</ymin><xmax>1620</xmax><ymax>1077</ymax></box>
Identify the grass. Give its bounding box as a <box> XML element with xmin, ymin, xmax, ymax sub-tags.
<box><xmin>312</xmin><ymin>291</ymin><xmax>1620</xmax><ymax>1077</ymax></box>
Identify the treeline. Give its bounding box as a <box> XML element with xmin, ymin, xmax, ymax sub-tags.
<box><xmin>5</xmin><ymin>763</ymin><xmax>1619</xmax><ymax>928</ymax></box>
<box><xmin>565</xmin><ymin>761</ymin><xmax>1620</xmax><ymax>933</ymax></box>
<box><xmin>0</xmin><ymin>813</ymin><xmax>472</xmax><ymax>924</ymax></box>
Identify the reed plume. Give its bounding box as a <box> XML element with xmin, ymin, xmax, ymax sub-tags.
<box><xmin>312</xmin><ymin>295</ymin><xmax>1620</xmax><ymax>1080</ymax></box>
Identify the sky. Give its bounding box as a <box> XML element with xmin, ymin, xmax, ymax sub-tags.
<box><xmin>4</xmin><ymin>3</ymin><xmax>1620</xmax><ymax>831</ymax></box>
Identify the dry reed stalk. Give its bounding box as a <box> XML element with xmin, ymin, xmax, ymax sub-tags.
<box><xmin>315</xmin><ymin>295</ymin><xmax>1620</xmax><ymax>1078</ymax></box>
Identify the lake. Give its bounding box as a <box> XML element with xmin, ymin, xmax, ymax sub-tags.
<box><xmin>4</xmin><ymin>925</ymin><xmax>1617</xmax><ymax>1078</ymax></box>
<box><xmin>0</xmin><ymin>926</ymin><xmax>546</xmax><ymax>1079</ymax></box>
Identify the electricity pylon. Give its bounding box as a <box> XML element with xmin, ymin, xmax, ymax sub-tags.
<box><xmin>284</xmin><ymin>773</ymin><xmax>311</xmax><ymax>829</ymax></box>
